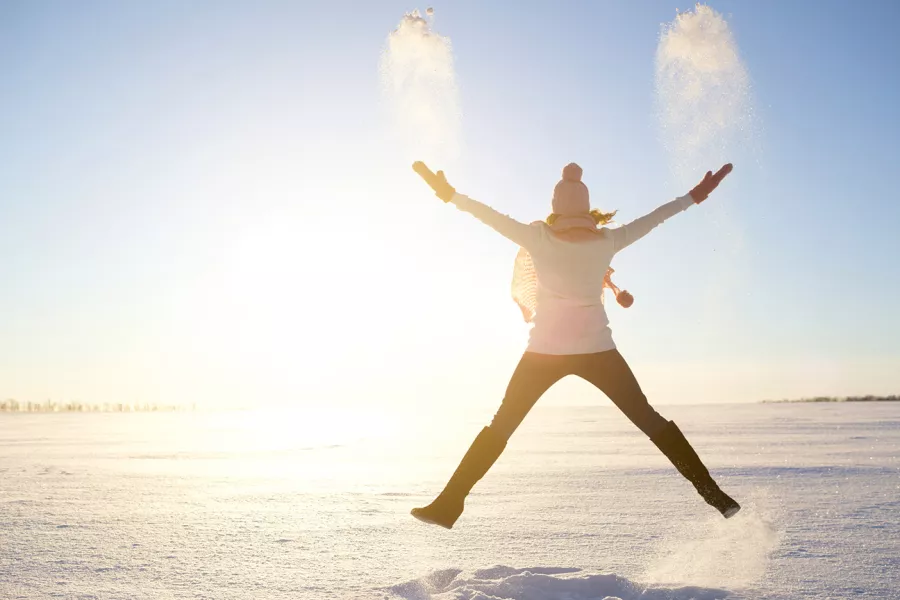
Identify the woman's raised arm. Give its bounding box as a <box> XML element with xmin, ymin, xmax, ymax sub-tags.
<box><xmin>608</xmin><ymin>163</ymin><xmax>733</xmax><ymax>253</ymax></box>
<box><xmin>413</xmin><ymin>162</ymin><xmax>542</xmax><ymax>249</ymax></box>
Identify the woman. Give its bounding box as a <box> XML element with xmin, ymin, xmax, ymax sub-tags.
<box><xmin>411</xmin><ymin>161</ymin><xmax>740</xmax><ymax>529</ymax></box>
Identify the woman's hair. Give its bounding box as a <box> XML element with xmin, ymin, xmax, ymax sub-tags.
<box><xmin>546</xmin><ymin>209</ymin><xmax>617</xmax><ymax>226</ymax></box>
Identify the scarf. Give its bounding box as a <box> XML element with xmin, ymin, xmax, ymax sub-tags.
<box><xmin>511</xmin><ymin>219</ymin><xmax>606</xmax><ymax>323</ymax></box>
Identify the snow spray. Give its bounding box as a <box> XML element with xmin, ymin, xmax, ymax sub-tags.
<box><xmin>655</xmin><ymin>4</ymin><xmax>756</xmax><ymax>188</ymax></box>
<box><xmin>655</xmin><ymin>4</ymin><xmax>758</xmax><ymax>326</ymax></box>
<box><xmin>642</xmin><ymin>495</ymin><xmax>782</xmax><ymax>590</ymax></box>
<box><xmin>380</xmin><ymin>9</ymin><xmax>462</xmax><ymax>164</ymax></box>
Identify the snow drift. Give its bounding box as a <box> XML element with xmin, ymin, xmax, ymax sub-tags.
<box><xmin>384</xmin><ymin>565</ymin><xmax>732</xmax><ymax>600</ymax></box>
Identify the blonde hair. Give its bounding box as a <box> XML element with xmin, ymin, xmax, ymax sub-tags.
<box><xmin>546</xmin><ymin>209</ymin><xmax>617</xmax><ymax>226</ymax></box>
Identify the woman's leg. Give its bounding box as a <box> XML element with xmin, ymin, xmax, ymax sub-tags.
<box><xmin>489</xmin><ymin>352</ymin><xmax>574</xmax><ymax>441</ymax></box>
<box><xmin>411</xmin><ymin>352</ymin><xmax>572</xmax><ymax>528</ymax></box>
<box><xmin>572</xmin><ymin>349</ymin><xmax>667</xmax><ymax>437</ymax></box>
<box><xmin>575</xmin><ymin>350</ymin><xmax>740</xmax><ymax>518</ymax></box>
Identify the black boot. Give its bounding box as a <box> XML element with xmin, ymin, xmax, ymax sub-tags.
<box><xmin>650</xmin><ymin>420</ymin><xmax>741</xmax><ymax>518</ymax></box>
<box><xmin>411</xmin><ymin>427</ymin><xmax>507</xmax><ymax>529</ymax></box>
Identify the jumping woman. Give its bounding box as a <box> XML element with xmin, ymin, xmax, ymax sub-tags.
<box><xmin>410</xmin><ymin>161</ymin><xmax>740</xmax><ymax>529</ymax></box>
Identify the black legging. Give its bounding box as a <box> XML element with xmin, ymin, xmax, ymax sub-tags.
<box><xmin>488</xmin><ymin>349</ymin><xmax>668</xmax><ymax>441</ymax></box>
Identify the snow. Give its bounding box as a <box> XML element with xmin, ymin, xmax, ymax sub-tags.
<box><xmin>386</xmin><ymin>566</ymin><xmax>731</xmax><ymax>600</ymax></box>
<box><xmin>1</xmin><ymin>402</ymin><xmax>898</xmax><ymax>599</ymax></box>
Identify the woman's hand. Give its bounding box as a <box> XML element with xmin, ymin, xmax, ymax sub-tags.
<box><xmin>689</xmin><ymin>163</ymin><xmax>733</xmax><ymax>203</ymax></box>
<box><xmin>412</xmin><ymin>161</ymin><xmax>456</xmax><ymax>203</ymax></box>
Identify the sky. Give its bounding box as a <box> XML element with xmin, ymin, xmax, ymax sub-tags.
<box><xmin>1</xmin><ymin>0</ymin><xmax>899</xmax><ymax>413</ymax></box>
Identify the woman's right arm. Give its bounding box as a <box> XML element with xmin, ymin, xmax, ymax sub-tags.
<box><xmin>606</xmin><ymin>194</ymin><xmax>695</xmax><ymax>253</ymax></box>
<box><xmin>608</xmin><ymin>163</ymin><xmax>734</xmax><ymax>253</ymax></box>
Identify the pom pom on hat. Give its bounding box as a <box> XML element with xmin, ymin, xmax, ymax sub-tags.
<box><xmin>562</xmin><ymin>163</ymin><xmax>583</xmax><ymax>182</ymax></box>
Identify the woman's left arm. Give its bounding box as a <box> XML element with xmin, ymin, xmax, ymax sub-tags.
<box><xmin>413</xmin><ymin>161</ymin><xmax>542</xmax><ymax>249</ymax></box>
<box><xmin>449</xmin><ymin>193</ymin><xmax>543</xmax><ymax>249</ymax></box>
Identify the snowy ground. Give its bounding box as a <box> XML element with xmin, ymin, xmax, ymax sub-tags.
<box><xmin>1</xmin><ymin>402</ymin><xmax>898</xmax><ymax>599</ymax></box>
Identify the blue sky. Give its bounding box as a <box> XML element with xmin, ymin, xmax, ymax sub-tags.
<box><xmin>1</xmin><ymin>1</ymin><xmax>898</xmax><ymax>411</ymax></box>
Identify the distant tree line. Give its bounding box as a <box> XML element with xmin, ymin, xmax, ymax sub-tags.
<box><xmin>0</xmin><ymin>399</ymin><xmax>193</xmax><ymax>413</ymax></box>
<box><xmin>762</xmin><ymin>395</ymin><xmax>900</xmax><ymax>404</ymax></box>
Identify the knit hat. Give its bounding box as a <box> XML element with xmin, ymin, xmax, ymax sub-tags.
<box><xmin>551</xmin><ymin>163</ymin><xmax>590</xmax><ymax>215</ymax></box>
<box><xmin>547</xmin><ymin>163</ymin><xmax>596</xmax><ymax>233</ymax></box>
